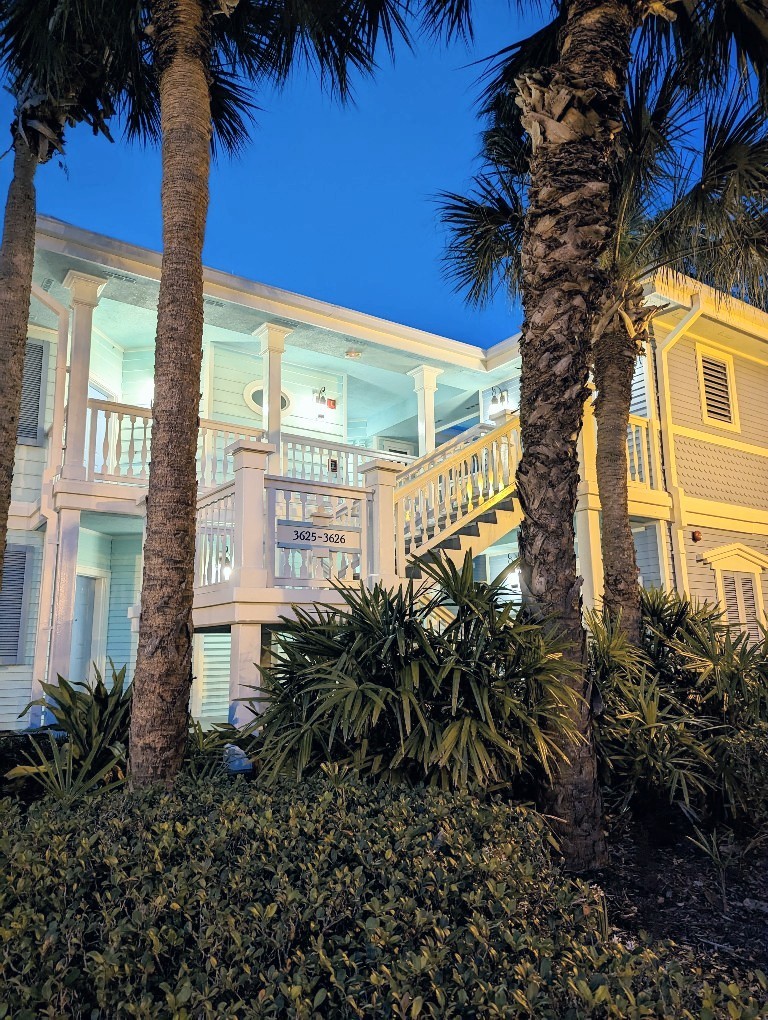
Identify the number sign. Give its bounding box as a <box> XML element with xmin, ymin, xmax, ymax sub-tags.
<box><xmin>276</xmin><ymin>522</ymin><xmax>361</xmax><ymax>552</ymax></box>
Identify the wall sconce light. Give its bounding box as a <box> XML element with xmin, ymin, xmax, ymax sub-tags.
<box><xmin>691</xmin><ymin>530</ymin><xmax>702</xmax><ymax>543</ymax></box>
<box><xmin>220</xmin><ymin>550</ymin><xmax>232</xmax><ymax>581</ymax></box>
<box><xmin>490</xmin><ymin>387</ymin><xmax>508</xmax><ymax>409</ymax></box>
<box><xmin>314</xmin><ymin>386</ymin><xmax>327</xmax><ymax>406</ymax></box>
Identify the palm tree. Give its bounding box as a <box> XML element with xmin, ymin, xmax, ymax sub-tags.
<box><xmin>442</xmin><ymin>62</ymin><xmax>768</xmax><ymax>638</ymax></box>
<box><xmin>126</xmin><ymin>0</ymin><xmax>425</xmax><ymax>786</ymax></box>
<box><xmin>440</xmin><ymin>0</ymin><xmax>768</xmax><ymax>869</ymax></box>
<box><xmin>0</xmin><ymin>4</ymin><xmax>119</xmax><ymax>583</ymax></box>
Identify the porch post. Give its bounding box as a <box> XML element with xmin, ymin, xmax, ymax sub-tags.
<box><xmin>575</xmin><ymin>393</ymin><xmax>603</xmax><ymax>611</ymax></box>
<box><xmin>407</xmin><ymin>365</ymin><xmax>443</xmax><ymax>457</ymax></box>
<box><xmin>228</xmin><ymin>439</ymin><xmax>274</xmax><ymax>589</ymax></box>
<box><xmin>47</xmin><ymin>508</ymin><xmax>81</xmax><ymax>682</ymax></box>
<box><xmin>254</xmin><ymin>322</ymin><xmax>291</xmax><ymax>472</ymax></box>
<box><xmin>61</xmin><ymin>271</ymin><xmax>107</xmax><ymax>480</ymax></box>
<box><xmin>229</xmin><ymin>623</ymin><xmax>263</xmax><ymax>727</ymax></box>
<box><xmin>360</xmin><ymin>459</ymin><xmax>401</xmax><ymax>588</ymax></box>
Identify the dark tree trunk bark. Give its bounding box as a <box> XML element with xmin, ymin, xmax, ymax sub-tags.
<box><xmin>593</xmin><ymin>290</ymin><xmax>645</xmax><ymax>644</ymax></box>
<box><xmin>515</xmin><ymin>0</ymin><xmax>636</xmax><ymax>871</ymax></box>
<box><xmin>130</xmin><ymin>0</ymin><xmax>212</xmax><ymax>785</ymax></box>
<box><xmin>0</xmin><ymin>137</ymin><xmax>37</xmax><ymax>582</ymax></box>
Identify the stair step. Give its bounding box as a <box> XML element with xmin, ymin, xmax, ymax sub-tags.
<box><xmin>440</xmin><ymin>536</ymin><xmax>462</xmax><ymax>550</ymax></box>
<box><xmin>405</xmin><ymin>563</ymin><xmax>422</xmax><ymax>579</ymax></box>
<box><xmin>458</xmin><ymin>522</ymin><xmax>480</xmax><ymax>537</ymax></box>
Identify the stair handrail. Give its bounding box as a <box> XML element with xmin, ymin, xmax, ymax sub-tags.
<box><xmin>394</xmin><ymin>412</ymin><xmax>521</xmax><ymax>574</ymax></box>
<box><xmin>395</xmin><ymin>420</ymin><xmax>495</xmax><ymax>487</ymax></box>
<box><xmin>395</xmin><ymin>412</ymin><xmax>519</xmax><ymax>504</ymax></box>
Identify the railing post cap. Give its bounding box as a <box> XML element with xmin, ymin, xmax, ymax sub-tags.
<box><xmin>226</xmin><ymin>438</ymin><xmax>275</xmax><ymax>458</ymax></box>
<box><xmin>489</xmin><ymin>408</ymin><xmax>518</xmax><ymax>425</ymax></box>
<box><xmin>360</xmin><ymin>459</ymin><xmax>403</xmax><ymax>480</ymax></box>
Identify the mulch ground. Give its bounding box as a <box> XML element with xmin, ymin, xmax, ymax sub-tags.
<box><xmin>599</xmin><ymin>819</ymin><xmax>768</xmax><ymax>971</ymax></box>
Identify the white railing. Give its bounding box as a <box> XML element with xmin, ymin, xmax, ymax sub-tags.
<box><xmin>265</xmin><ymin>477</ymin><xmax>369</xmax><ymax>588</ymax></box>
<box><xmin>626</xmin><ymin>414</ymin><xmax>660</xmax><ymax>489</ymax></box>
<box><xmin>195</xmin><ymin>481</ymin><xmax>236</xmax><ymax>586</ymax></box>
<box><xmin>281</xmin><ymin>433</ymin><xmax>412</xmax><ymax>488</ymax></box>
<box><xmin>394</xmin><ymin>413</ymin><xmax>521</xmax><ymax>573</ymax></box>
<box><xmin>85</xmin><ymin>399</ymin><xmax>265</xmax><ymax>488</ymax></box>
<box><xmin>395</xmin><ymin>420</ymin><xmax>495</xmax><ymax>488</ymax></box>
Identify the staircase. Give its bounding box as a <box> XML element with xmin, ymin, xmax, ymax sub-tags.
<box><xmin>393</xmin><ymin>411</ymin><xmax>522</xmax><ymax>579</ymax></box>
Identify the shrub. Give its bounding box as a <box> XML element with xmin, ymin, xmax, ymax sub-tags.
<box><xmin>590</xmin><ymin>593</ymin><xmax>768</xmax><ymax>828</ymax></box>
<box><xmin>0</xmin><ymin>776</ymin><xmax>765</xmax><ymax>1017</ymax></box>
<box><xmin>253</xmin><ymin>554</ymin><xmax>579</xmax><ymax>790</ymax></box>
<box><xmin>6</xmin><ymin>664</ymin><xmax>131</xmax><ymax>801</ymax></box>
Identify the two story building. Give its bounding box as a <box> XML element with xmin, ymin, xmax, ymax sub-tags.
<box><xmin>1</xmin><ymin>218</ymin><xmax>766</xmax><ymax>729</ymax></box>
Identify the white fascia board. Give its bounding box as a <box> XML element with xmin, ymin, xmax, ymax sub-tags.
<box><xmin>36</xmin><ymin>216</ymin><xmax>501</xmax><ymax>373</ymax></box>
<box><xmin>647</xmin><ymin>270</ymin><xmax>768</xmax><ymax>341</ymax></box>
<box><xmin>485</xmin><ymin>331</ymin><xmax>521</xmax><ymax>372</ymax></box>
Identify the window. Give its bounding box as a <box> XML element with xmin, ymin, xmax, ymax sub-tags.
<box><xmin>16</xmin><ymin>340</ymin><xmax>47</xmax><ymax>445</ymax></box>
<box><xmin>242</xmin><ymin>382</ymin><xmax>290</xmax><ymax>416</ymax></box>
<box><xmin>722</xmin><ymin>571</ymin><xmax>762</xmax><ymax>644</ymax></box>
<box><xmin>702</xmin><ymin>542</ymin><xmax>768</xmax><ymax>644</ymax></box>
<box><xmin>0</xmin><ymin>545</ymin><xmax>31</xmax><ymax>665</ymax></box>
<box><xmin>696</xmin><ymin>345</ymin><xmax>739</xmax><ymax>431</ymax></box>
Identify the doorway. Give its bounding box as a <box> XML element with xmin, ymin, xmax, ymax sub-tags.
<box><xmin>69</xmin><ymin>571</ymin><xmax>109</xmax><ymax>683</ymax></box>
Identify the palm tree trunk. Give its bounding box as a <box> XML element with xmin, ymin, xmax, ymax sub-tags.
<box><xmin>0</xmin><ymin>136</ymin><xmax>37</xmax><ymax>582</ymax></box>
<box><xmin>515</xmin><ymin>0</ymin><xmax>636</xmax><ymax>871</ymax></box>
<box><xmin>130</xmin><ymin>0</ymin><xmax>212</xmax><ymax>785</ymax></box>
<box><xmin>593</xmin><ymin>300</ymin><xmax>643</xmax><ymax>643</ymax></box>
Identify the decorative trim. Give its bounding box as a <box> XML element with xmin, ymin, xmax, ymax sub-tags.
<box><xmin>700</xmin><ymin>543</ymin><xmax>768</xmax><ymax>572</ymax></box>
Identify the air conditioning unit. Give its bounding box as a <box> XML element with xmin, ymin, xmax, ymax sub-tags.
<box><xmin>373</xmin><ymin>437</ymin><xmax>416</xmax><ymax>458</ymax></box>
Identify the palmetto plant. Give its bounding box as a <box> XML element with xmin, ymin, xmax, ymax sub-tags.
<box><xmin>254</xmin><ymin>553</ymin><xmax>581</xmax><ymax>791</ymax></box>
<box><xmin>7</xmin><ymin>663</ymin><xmax>132</xmax><ymax>802</ymax></box>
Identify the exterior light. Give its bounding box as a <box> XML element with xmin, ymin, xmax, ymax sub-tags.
<box><xmin>221</xmin><ymin>552</ymin><xmax>232</xmax><ymax>581</ymax></box>
<box><xmin>315</xmin><ymin>386</ymin><xmax>327</xmax><ymax>406</ymax></box>
<box><xmin>490</xmin><ymin>387</ymin><xmax>499</xmax><ymax>407</ymax></box>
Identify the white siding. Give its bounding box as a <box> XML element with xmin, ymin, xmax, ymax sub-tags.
<box><xmin>106</xmin><ymin>535</ymin><xmax>142</xmax><ymax>680</ymax></box>
<box><xmin>11</xmin><ymin>339</ymin><xmax>55</xmax><ymax>505</ymax></box>
<box><xmin>685</xmin><ymin>527</ymin><xmax>768</xmax><ymax>612</ymax></box>
<box><xmin>0</xmin><ymin>530</ymin><xmax>43</xmax><ymax>730</ymax></box>
<box><xmin>633</xmin><ymin>523</ymin><xmax>662</xmax><ymax>588</ymax></box>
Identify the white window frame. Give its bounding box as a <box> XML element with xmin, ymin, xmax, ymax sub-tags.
<box><xmin>695</xmin><ymin>343</ymin><xmax>740</xmax><ymax>433</ymax></box>
<box><xmin>701</xmin><ymin>543</ymin><xmax>768</xmax><ymax>631</ymax></box>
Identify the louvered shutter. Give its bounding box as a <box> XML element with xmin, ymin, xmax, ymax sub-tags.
<box><xmin>700</xmin><ymin>355</ymin><xmax>732</xmax><ymax>424</ymax></box>
<box><xmin>630</xmin><ymin>359</ymin><xmax>648</xmax><ymax>417</ymax></box>
<box><xmin>0</xmin><ymin>545</ymin><xmax>29</xmax><ymax>664</ymax></box>
<box><xmin>739</xmin><ymin>574</ymin><xmax>762</xmax><ymax>644</ymax></box>
<box><xmin>722</xmin><ymin>572</ymin><xmax>741</xmax><ymax>628</ymax></box>
<box><xmin>17</xmin><ymin>340</ymin><xmax>45</xmax><ymax>444</ymax></box>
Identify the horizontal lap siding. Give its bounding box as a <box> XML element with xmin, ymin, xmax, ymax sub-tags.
<box><xmin>106</xmin><ymin>535</ymin><xmax>142</xmax><ymax>681</ymax></box>
<box><xmin>211</xmin><ymin>346</ymin><xmax>346</xmax><ymax>441</ymax></box>
<box><xmin>120</xmin><ymin>349</ymin><xmax>155</xmax><ymax>407</ymax></box>
<box><xmin>0</xmin><ymin>531</ymin><xmax>43</xmax><ymax>730</ymax></box>
<box><xmin>684</xmin><ymin>527</ymin><xmax>768</xmax><ymax>613</ymax></box>
<box><xmin>90</xmin><ymin>332</ymin><xmax>123</xmax><ymax>397</ymax></box>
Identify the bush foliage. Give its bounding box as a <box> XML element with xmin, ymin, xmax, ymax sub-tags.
<box><xmin>1</xmin><ymin>776</ymin><xmax>766</xmax><ymax>1018</ymax></box>
<box><xmin>591</xmin><ymin>590</ymin><xmax>768</xmax><ymax>827</ymax></box>
<box><xmin>253</xmin><ymin>555</ymin><xmax>579</xmax><ymax>790</ymax></box>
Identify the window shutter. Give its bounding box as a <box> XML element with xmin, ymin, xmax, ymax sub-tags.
<box><xmin>722</xmin><ymin>572</ymin><xmax>741</xmax><ymax>628</ymax></box>
<box><xmin>740</xmin><ymin>574</ymin><xmax>762</xmax><ymax>643</ymax></box>
<box><xmin>701</xmin><ymin>355</ymin><xmax>732</xmax><ymax>424</ymax></box>
<box><xmin>0</xmin><ymin>545</ymin><xmax>29</xmax><ymax>664</ymax></box>
<box><xmin>17</xmin><ymin>340</ymin><xmax>45</xmax><ymax>444</ymax></box>
<box><xmin>630</xmin><ymin>359</ymin><xmax>648</xmax><ymax>417</ymax></box>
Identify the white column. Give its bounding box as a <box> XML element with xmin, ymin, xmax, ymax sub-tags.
<box><xmin>408</xmin><ymin>366</ymin><xmax>443</xmax><ymax>457</ymax></box>
<box><xmin>254</xmin><ymin>322</ymin><xmax>291</xmax><ymax>470</ymax></box>
<box><xmin>228</xmin><ymin>439</ymin><xmax>275</xmax><ymax>589</ymax></box>
<box><xmin>229</xmin><ymin>623</ymin><xmax>263</xmax><ymax>727</ymax></box>
<box><xmin>48</xmin><ymin>508</ymin><xmax>81</xmax><ymax>682</ymax></box>
<box><xmin>360</xmin><ymin>459</ymin><xmax>401</xmax><ymax>588</ymax></box>
<box><xmin>61</xmin><ymin>271</ymin><xmax>107</xmax><ymax>480</ymax></box>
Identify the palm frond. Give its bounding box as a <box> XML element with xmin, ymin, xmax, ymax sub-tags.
<box><xmin>439</xmin><ymin>172</ymin><xmax>525</xmax><ymax>307</ymax></box>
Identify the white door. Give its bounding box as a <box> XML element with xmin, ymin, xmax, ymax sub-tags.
<box><xmin>70</xmin><ymin>575</ymin><xmax>99</xmax><ymax>682</ymax></box>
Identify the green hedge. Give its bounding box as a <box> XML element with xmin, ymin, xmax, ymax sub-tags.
<box><xmin>1</xmin><ymin>777</ymin><xmax>765</xmax><ymax>1018</ymax></box>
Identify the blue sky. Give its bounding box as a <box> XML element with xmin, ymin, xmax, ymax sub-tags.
<box><xmin>0</xmin><ymin>5</ymin><xmax>540</xmax><ymax>347</ymax></box>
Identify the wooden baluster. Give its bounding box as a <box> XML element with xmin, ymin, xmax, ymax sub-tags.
<box><xmin>126</xmin><ymin>416</ymin><xmax>136</xmax><ymax>478</ymax></box>
<box><xmin>140</xmin><ymin>417</ymin><xmax>149</xmax><ymax>480</ymax></box>
<box><xmin>114</xmin><ymin>412</ymin><xmax>123</xmax><ymax>478</ymax></box>
<box><xmin>199</xmin><ymin>426</ymin><xmax>208</xmax><ymax>488</ymax></box>
<box><xmin>101</xmin><ymin>410</ymin><xmax>111</xmax><ymax>475</ymax></box>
